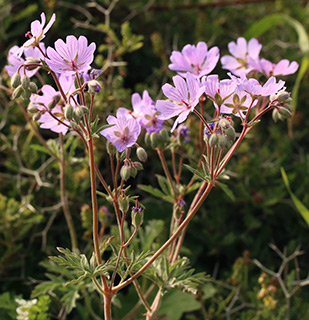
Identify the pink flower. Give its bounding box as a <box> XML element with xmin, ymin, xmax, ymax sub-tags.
<box><xmin>46</xmin><ymin>35</ymin><xmax>96</xmax><ymax>76</ymax></box>
<box><xmin>221</xmin><ymin>37</ymin><xmax>262</xmax><ymax>76</ymax></box>
<box><xmin>100</xmin><ymin>113</ymin><xmax>141</xmax><ymax>152</ymax></box>
<box><xmin>156</xmin><ymin>73</ymin><xmax>205</xmax><ymax>132</ymax></box>
<box><xmin>17</xmin><ymin>12</ymin><xmax>55</xmax><ymax>56</ymax></box>
<box><xmin>169</xmin><ymin>42</ymin><xmax>220</xmax><ymax>78</ymax></box>
<box><xmin>5</xmin><ymin>44</ymin><xmax>45</xmax><ymax>78</ymax></box>
<box><xmin>202</xmin><ymin>75</ymin><xmax>236</xmax><ymax>109</ymax></box>
<box><xmin>30</xmin><ymin>76</ymin><xmax>75</xmax><ymax>134</ymax></box>
<box><xmin>241</xmin><ymin>76</ymin><xmax>285</xmax><ymax>97</ymax></box>
<box><xmin>249</xmin><ymin>58</ymin><xmax>299</xmax><ymax>77</ymax></box>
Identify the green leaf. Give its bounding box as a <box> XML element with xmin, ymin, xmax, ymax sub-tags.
<box><xmin>156</xmin><ymin>174</ymin><xmax>171</xmax><ymax>195</ymax></box>
<box><xmin>30</xmin><ymin>144</ymin><xmax>53</xmax><ymax>156</ymax></box>
<box><xmin>138</xmin><ymin>184</ymin><xmax>174</xmax><ymax>203</ymax></box>
<box><xmin>184</xmin><ymin>164</ymin><xmax>209</xmax><ymax>182</ymax></box>
<box><xmin>216</xmin><ymin>182</ymin><xmax>235</xmax><ymax>201</ymax></box>
<box><xmin>157</xmin><ymin>290</ymin><xmax>201</xmax><ymax>320</ymax></box>
<box><xmin>281</xmin><ymin>167</ymin><xmax>309</xmax><ymax>226</ymax></box>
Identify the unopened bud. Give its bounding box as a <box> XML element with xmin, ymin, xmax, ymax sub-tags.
<box><xmin>208</xmin><ymin>133</ymin><xmax>219</xmax><ymax>148</ymax></box>
<box><xmin>29</xmin><ymin>82</ymin><xmax>38</xmax><ymax>93</ymax></box>
<box><xmin>225</xmin><ymin>127</ymin><xmax>236</xmax><ymax>141</ymax></box>
<box><xmin>73</xmin><ymin>105</ymin><xmax>87</xmax><ymax>122</ymax></box>
<box><xmin>270</xmin><ymin>91</ymin><xmax>290</xmax><ymax>103</ymax></box>
<box><xmin>119</xmin><ymin>196</ymin><xmax>129</xmax><ymax>214</ymax></box>
<box><xmin>136</xmin><ymin>147</ymin><xmax>147</xmax><ymax>162</ymax></box>
<box><xmin>144</xmin><ymin>132</ymin><xmax>151</xmax><ymax>146</ymax></box>
<box><xmin>278</xmin><ymin>107</ymin><xmax>292</xmax><ymax>118</ymax></box>
<box><xmin>159</xmin><ymin>129</ymin><xmax>169</xmax><ymax>142</ymax></box>
<box><xmin>27</xmin><ymin>103</ymin><xmax>37</xmax><ymax>114</ymax></box>
<box><xmin>131</xmin><ymin>207</ymin><xmax>144</xmax><ymax>228</ymax></box>
<box><xmin>32</xmin><ymin>113</ymin><xmax>41</xmax><ymax>121</ymax></box>
<box><xmin>106</xmin><ymin>141</ymin><xmax>116</xmax><ymax>156</ymax></box>
<box><xmin>272</xmin><ymin>108</ymin><xmax>280</xmax><ymax>122</ymax></box>
<box><xmin>11</xmin><ymin>72</ymin><xmax>21</xmax><ymax>88</ymax></box>
<box><xmin>12</xmin><ymin>85</ymin><xmax>23</xmax><ymax>99</ymax></box>
<box><xmin>88</xmin><ymin>80</ymin><xmax>101</xmax><ymax>94</ymax></box>
<box><xmin>219</xmin><ymin>118</ymin><xmax>230</xmax><ymax>130</ymax></box>
<box><xmin>64</xmin><ymin>103</ymin><xmax>74</xmax><ymax>120</ymax></box>
<box><xmin>133</xmin><ymin>161</ymin><xmax>143</xmax><ymax>171</ymax></box>
<box><xmin>150</xmin><ymin>132</ymin><xmax>161</xmax><ymax>149</ymax></box>
<box><xmin>120</xmin><ymin>164</ymin><xmax>131</xmax><ymax>181</ymax></box>
<box><xmin>129</xmin><ymin>165</ymin><xmax>137</xmax><ymax>178</ymax></box>
<box><xmin>21</xmin><ymin>75</ymin><xmax>30</xmax><ymax>90</ymax></box>
<box><xmin>48</xmin><ymin>94</ymin><xmax>61</xmax><ymax>111</ymax></box>
<box><xmin>218</xmin><ymin>134</ymin><xmax>230</xmax><ymax>149</ymax></box>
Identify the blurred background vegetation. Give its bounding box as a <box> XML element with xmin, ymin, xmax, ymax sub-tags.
<box><xmin>0</xmin><ymin>0</ymin><xmax>309</xmax><ymax>319</ymax></box>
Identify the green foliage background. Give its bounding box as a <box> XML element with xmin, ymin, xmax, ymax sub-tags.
<box><xmin>0</xmin><ymin>0</ymin><xmax>309</xmax><ymax>319</ymax></box>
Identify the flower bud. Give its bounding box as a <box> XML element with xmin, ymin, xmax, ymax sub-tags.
<box><xmin>106</xmin><ymin>141</ymin><xmax>116</xmax><ymax>156</ymax></box>
<box><xmin>133</xmin><ymin>161</ymin><xmax>143</xmax><ymax>171</ymax></box>
<box><xmin>272</xmin><ymin>108</ymin><xmax>280</xmax><ymax>122</ymax></box>
<box><xmin>73</xmin><ymin>105</ymin><xmax>87</xmax><ymax>122</ymax></box>
<box><xmin>120</xmin><ymin>164</ymin><xmax>131</xmax><ymax>181</ymax></box>
<box><xmin>131</xmin><ymin>207</ymin><xmax>144</xmax><ymax>228</ymax></box>
<box><xmin>88</xmin><ymin>80</ymin><xmax>101</xmax><ymax>95</ymax></box>
<box><xmin>21</xmin><ymin>75</ymin><xmax>30</xmax><ymax>90</ymax></box>
<box><xmin>278</xmin><ymin>107</ymin><xmax>292</xmax><ymax>118</ymax></box>
<box><xmin>208</xmin><ymin>133</ymin><xmax>219</xmax><ymax>148</ymax></box>
<box><xmin>48</xmin><ymin>94</ymin><xmax>61</xmax><ymax>111</ymax></box>
<box><xmin>270</xmin><ymin>91</ymin><xmax>290</xmax><ymax>103</ymax></box>
<box><xmin>118</xmin><ymin>195</ymin><xmax>129</xmax><ymax>214</ymax></box>
<box><xmin>218</xmin><ymin>134</ymin><xmax>230</xmax><ymax>149</ymax></box>
<box><xmin>159</xmin><ymin>129</ymin><xmax>169</xmax><ymax>142</ymax></box>
<box><xmin>12</xmin><ymin>85</ymin><xmax>24</xmax><ymax>99</ymax></box>
<box><xmin>32</xmin><ymin>113</ymin><xmax>41</xmax><ymax>121</ymax></box>
<box><xmin>219</xmin><ymin>118</ymin><xmax>230</xmax><ymax>130</ymax></box>
<box><xmin>144</xmin><ymin>132</ymin><xmax>151</xmax><ymax>146</ymax></box>
<box><xmin>225</xmin><ymin>127</ymin><xmax>236</xmax><ymax>141</ymax></box>
<box><xmin>27</xmin><ymin>102</ymin><xmax>38</xmax><ymax>114</ymax></box>
<box><xmin>11</xmin><ymin>72</ymin><xmax>21</xmax><ymax>88</ymax></box>
<box><xmin>29</xmin><ymin>82</ymin><xmax>38</xmax><ymax>94</ymax></box>
<box><xmin>129</xmin><ymin>165</ymin><xmax>137</xmax><ymax>178</ymax></box>
<box><xmin>150</xmin><ymin>132</ymin><xmax>161</xmax><ymax>149</ymax></box>
<box><xmin>64</xmin><ymin>103</ymin><xmax>74</xmax><ymax>120</ymax></box>
<box><xmin>136</xmin><ymin>147</ymin><xmax>147</xmax><ymax>162</ymax></box>
<box><xmin>22</xmin><ymin>90</ymin><xmax>31</xmax><ymax>100</ymax></box>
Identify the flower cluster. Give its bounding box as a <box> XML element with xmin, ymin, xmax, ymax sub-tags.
<box><xmin>6</xmin><ymin>11</ymin><xmax>299</xmax><ymax>154</ymax></box>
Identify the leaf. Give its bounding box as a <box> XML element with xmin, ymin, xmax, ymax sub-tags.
<box><xmin>184</xmin><ymin>164</ymin><xmax>209</xmax><ymax>182</ymax></box>
<box><xmin>281</xmin><ymin>167</ymin><xmax>309</xmax><ymax>226</ymax></box>
<box><xmin>138</xmin><ymin>184</ymin><xmax>174</xmax><ymax>203</ymax></box>
<box><xmin>157</xmin><ymin>290</ymin><xmax>201</xmax><ymax>320</ymax></box>
<box><xmin>30</xmin><ymin>144</ymin><xmax>53</xmax><ymax>156</ymax></box>
<box><xmin>216</xmin><ymin>182</ymin><xmax>235</xmax><ymax>201</ymax></box>
<box><xmin>61</xmin><ymin>289</ymin><xmax>80</xmax><ymax>314</ymax></box>
<box><xmin>156</xmin><ymin>174</ymin><xmax>171</xmax><ymax>195</ymax></box>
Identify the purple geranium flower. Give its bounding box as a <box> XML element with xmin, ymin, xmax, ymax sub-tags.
<box><xmin>156</xmin><ymin>73</ymin><xmax>205</xmax><ymax>132</ymax></box>
<box><xmin>17</xmin><ymin>12</ymin><xmax>55</xmax><ymax>56</ymax></box>
<box><xmin>241</xmin><ymin>76</ymin><xmax>285</xmax><ymax>97</ymax></box>
<box><xmin>46</xmin><ymin>35</ymin><xmax>96</xmax><ymax>76</ymax></box>
<box><xmin>169</xmin><ymin>42</ymin><xmax>220</xmax><ymax>78</ymax></box>
<box><xmin>30</xmin><ymin>76</ymin><xmax>75</xmax><ymax>134</ymax></box>
<box><xmin>202</xmin><ymin>75</ymin><xmax>236</xmax><ymax>109</ymax></box>
<box><xmin>221</xmin><ymin>37</ymin><xmax>262</xmax><ymax>76</ymax></box>
<box><xmin>249</xmin><ymin>58</ymin><xmax>299</xmax><ymax>77</ymax></box>
<box><xmin>100</xmin><ymin>113</ymin><xmax>141</xmax><ymax>153</ymax></box>
<box><xmin>6</xmin><ymin>44</ymin><xmax>45</xmax><ymax>78</ymax></box>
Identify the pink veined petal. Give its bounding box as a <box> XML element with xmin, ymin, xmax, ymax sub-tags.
<box><xmin>54</xmin><ymin>39</ymin><xmax>70</xmax><ymax>60</ymax></box>
<box><xmin>156</xmin><ymin>100</ymin><xmax>185</xmax><ymax>120</ymax></box>
<box><xmin>173</xmin><ymin>75</ymin><xmax>188</xmax><ymax>101</ymax></box>
<box><xmin>44</xmin><ymin>13</ymin><xmax>56</xmax><ymax>34</ymax></box>
<box><xmin>182</xmin><ymin>44</ymin><xmax>196</xmax><ymax>64</ymax></box>
<box><xmin>81</xmin><ymin>42</ymin><xmax>96</xmax><ymax>65</ymax></box>
<box><xmin>30</xmin><ymin>20</ymin><xmax>43</xmax><ymax>37</ymax></box>
<box><xmin>77</xmin><ymin>35</ymin><xmax>89</xmax><ymax>60</ymax></box>
<box><xmin>66</xmin><ymin>35</ymin><xmax>79</xmax><ymax>61</ymax></box>
<box><xmin>221</xmin><ymin>55</ymin><xmax>241</xmax><ymax>70</ymax></box>
<box><xmin>202</xmin><ymin>46</ymin><xmax>220</xmax><ymax>75</ymax></box>
<box><xmin>171</xmin><ymin>110</ymin><xmax>190</xmax><ymax>132</ymax></box>
<box><xmin>248</xmin><ymin>38</ymin><xmax>262</xmax><ymax>58</ymax></box>
<box><xmin>273</xmin><ymin>59</ymin><xmax>298</xmax><ymax>76</ymax></box>
<box><xmin>106</xmin><ymin>115</ymin><xmax>117</xmax><ymax>125</ymax></box>
<box><xmin>196</xmin><ymin>42</ymin><xmax>208</xmax><ymax>64</ymax></box>
<box><xmin>40</xmin><ymin>12</ymin><xmax>46</xmax><ymax>28</ymax></box>
<box><xmin>228</xmin><ymin>37</ymin><xmax>245</xmax><ymax>59</ymax></box>
<box><xmin>162</xmin><ymin>83</ymin><xmax>183</xmax><ymax>102</ymax></box>
<box><xmin>186</xmin><ymin>73</ymin><xmax>198</xmax><ymax>101</ymax></box>
<box><xmin>132</xmin><ymin>93</ymin><xmax>142</xmax><ymax>109</ymax></box>
<box><xmin>46</xmin><ymin>47</ymin><xmax>69</xmax><ymax>70</ymax></box>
